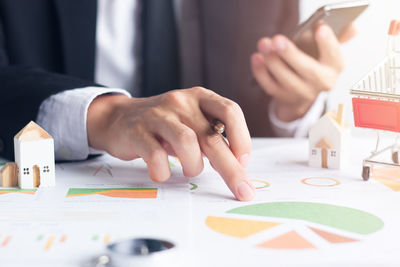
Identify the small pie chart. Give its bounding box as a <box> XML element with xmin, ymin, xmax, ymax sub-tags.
<box><xmin>301</xmin><ymin>177</ymin><xmax>340</xmax><ymax>187</ymax></box>
<box><xmin>251</xmin><ymin>179</ymin><xmax>270</xmax><ymax>190</ymax></box>
<box><xmin>206</xmin><ymin>202</ymin><xmax>383</xmax><ymax>250</ymax></box>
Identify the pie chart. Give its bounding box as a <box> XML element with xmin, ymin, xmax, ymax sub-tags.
<box><xmin>206</xmin><ymin>202</ymin><xmax>383</xmax><ymax>249</ymax></box>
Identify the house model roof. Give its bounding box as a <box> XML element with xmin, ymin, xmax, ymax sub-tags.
<box><xmin>312</xmin><ymin>104</ymin><xmax>349</xmax><ymax>134</ymax></box>
<box><xmin>324</xmin><ymin>110</ymin><xmax>349</xmax><ymax>133</ymax></box>
<box><xmin>14</xmin><ymin>121</ymin><xmax>52</xmax><ymax>141</ymax></box>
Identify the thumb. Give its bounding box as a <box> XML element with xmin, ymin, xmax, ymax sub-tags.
<box><xmin>315</xmin><ymin>23</ymin><xmax>344</xmax><ymax>72</ymax></box>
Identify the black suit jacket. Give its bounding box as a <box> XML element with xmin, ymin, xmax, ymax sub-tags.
<box><xmin>0</xmin><ymin>0</ymin><xmax>100</xmax><ymax>160</ymax></box>
<box><xmin>0</xmin><ymin>0</ymin><xmax>298</xmax><ymax>160</ymax></box>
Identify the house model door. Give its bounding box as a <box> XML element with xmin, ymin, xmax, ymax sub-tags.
<box><xmin>315</xmin><ymin>138</ymin><xmax>333</xmax><ymax>169</ymax></box>
<box><xmin>33</xmin><ymin>165</ymin><xmax>40</xmax><ymax>187</ymax></box>
<box><xmin>321</xmin><ymin>148</ymin><xmax>328</xmax><ymax>168</ymax></box>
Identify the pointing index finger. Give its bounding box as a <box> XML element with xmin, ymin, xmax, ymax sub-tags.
<box><xmin>198</xmin><ymin>91</ymin><xmax>252</xmax><ymax>168</ymax></box>
<box><xmin>198</xmin><ymin>125</ymin><xmax>255</xmax><ymax>201</ymax></box>
<box><xmin>185</xmin><ymin>88</ymin><xmax>255</xmax><ymax>201</ymax></box>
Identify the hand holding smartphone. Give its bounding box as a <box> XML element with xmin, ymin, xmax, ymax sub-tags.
<box><xmin>292</xmin><ymin>0</ymin><xmax>369</xmax><ymax>58</ymax></box>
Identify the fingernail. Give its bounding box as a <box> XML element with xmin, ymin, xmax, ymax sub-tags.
<box><xmin>238</xmin><ymin>154</ymin><xmax>250</xmax><ymax>168</ymax></box>
<box><xmin>237</xmin><ymin>180</ymin><xmax>255</xmax><ymax>201</ymax></box>
<box><xmin>273</xmin><ymin>36</ymin><xmax>287</xmax><ymax>52</ymax></box>
<box><xmin>260</xmin><ymin>39</ymin><xmax>272</xmax><ymax>54</ymax></box>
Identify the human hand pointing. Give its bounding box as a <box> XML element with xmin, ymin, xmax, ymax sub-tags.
<box><xmin>87</xmin><ymin>87</ymin><xmax>255</xmax><ymax>201</ymax></box>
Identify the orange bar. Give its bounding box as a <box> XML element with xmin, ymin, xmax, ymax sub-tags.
<box><xmin>59</xmin><ymin>235</ymin><xmax>67</xmax><ymax>243</ymax></box>
<box><xmin>396</xmin><ymin>20</ymin><xmax>400</xmax><ymax>35</ymax></box>
<box><xmin>44</xmin><ymin>236</ymin><xmax>55</xmax><ymax>251</ymax></box>
<box><xmin>0</xmin><ymin>190</ymin><xmax>35</xmax><ymax>195</ymax></box>
<box><xmin>67</xmin><ymin>189</ymin><xmax>158</xmax><ymax>199</ymax></box>
<box><xmin>1</xmin><ymin>236</ymin><xmax>11</xmax><ymax>247</ymax></box>
<box><xmin>103</xmin><ymin>235</ymin><xmax>111</xmax><ymax>244</ymax></box>
<box><xmin>389</xmin><ymin>20</ymin><xmax>397</xmax><ymax>35</ymax></box>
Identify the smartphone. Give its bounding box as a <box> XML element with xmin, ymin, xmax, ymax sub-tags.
<box><xmin>292</xmin><ymin>0</ymin><xmax>369</xmax><ymax>58</ymax></box>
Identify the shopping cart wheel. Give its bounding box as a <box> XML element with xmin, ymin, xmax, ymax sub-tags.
<box><xmin>362</xmin><ymin>166</ymin><xmax>370</xmax><ymax>181</ymax></box>
<box><xmin>392</xmin><ymin>151</ymin><xmax>399</xmax><ymax>164</ymax></box>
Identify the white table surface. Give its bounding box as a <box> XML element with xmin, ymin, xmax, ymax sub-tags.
<box><xmin>0</xmin><ymin>137</ymin><xmax>399</xmax><ymax>267</ymax></box>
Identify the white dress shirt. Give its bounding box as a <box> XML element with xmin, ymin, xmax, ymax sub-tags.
<box><xmin>95</xmin><ymin>0</ymin><xmax>142</xmax><ymax>95</ymax></box>
<box><xmin>36</xmin><ymin>0</ymin><xmax>325</xmax><ymax>161</ymax></box>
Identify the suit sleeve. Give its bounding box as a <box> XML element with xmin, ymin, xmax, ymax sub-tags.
<box><xmin>0</xmin><ymin>16</ymin><xmax>98</xmax><ymax>160</ymax></box>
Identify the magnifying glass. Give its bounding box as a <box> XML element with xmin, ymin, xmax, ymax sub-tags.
<box><xmin>86</xmin><ymin>238</ymin><xmax>178</xmax><ymax>267</ymax></box>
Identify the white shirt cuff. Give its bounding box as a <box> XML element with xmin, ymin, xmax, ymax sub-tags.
<box><xmin>268</xmin><ymin>92</ymin><xmax>327</xmax><ymax>138</ymax></box>
<box><xmin>36</xmin><ymin>86</ymin><xmax>131</xmax><ymax>161</ymax></box>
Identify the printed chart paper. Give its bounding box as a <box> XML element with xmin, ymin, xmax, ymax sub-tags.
<box><xmin>0</xmin><ymin>138</ymin><xmax>400</xmax><ymax>267</ymax></box>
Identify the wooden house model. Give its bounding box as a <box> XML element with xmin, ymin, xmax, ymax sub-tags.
<box><xmin>12</xmin><ymin>121</ymin><xmax>55</xmax><ymax>188</ymax></box>
<box><xmin>309</xmin><ymin>104</ymin><xmax>350</xmax><ymax>169</ymax></box>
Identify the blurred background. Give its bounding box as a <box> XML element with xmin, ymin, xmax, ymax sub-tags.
<box><xmin>301</xmin><ymin>0</ymin><xmax>399</xmax><ymax>137</ymax></box>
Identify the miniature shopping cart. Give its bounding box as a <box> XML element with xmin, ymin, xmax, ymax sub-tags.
<box><xmin>350</xmin><ymin>21</ymin><xmax>400</xmax><ymax>180</ymax></box>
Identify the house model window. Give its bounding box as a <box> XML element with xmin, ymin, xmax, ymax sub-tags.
<box><xmin>331</xmin><ymin>151</ymin><xmax>337</xmax><ymax>157</ymax></box>
<box><xmin>312</xmin><ymin>149</ymin><xmax>317</xmax><ymax>155</ymax></box>
<box><xmin>43</xmin><ymin>166</ymin><xmax>50</xmax><ymax>173</ymax></box>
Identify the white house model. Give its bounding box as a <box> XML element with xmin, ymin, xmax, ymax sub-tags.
<box><xmin>13</xmin><ymin>121</ymin><xmax>55</xmax><ymax>188</ymax></box>
<box><xmin>309</xmin><ymin>104</ymin><xmax>349</xmax><ymax>169</ymax></box>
